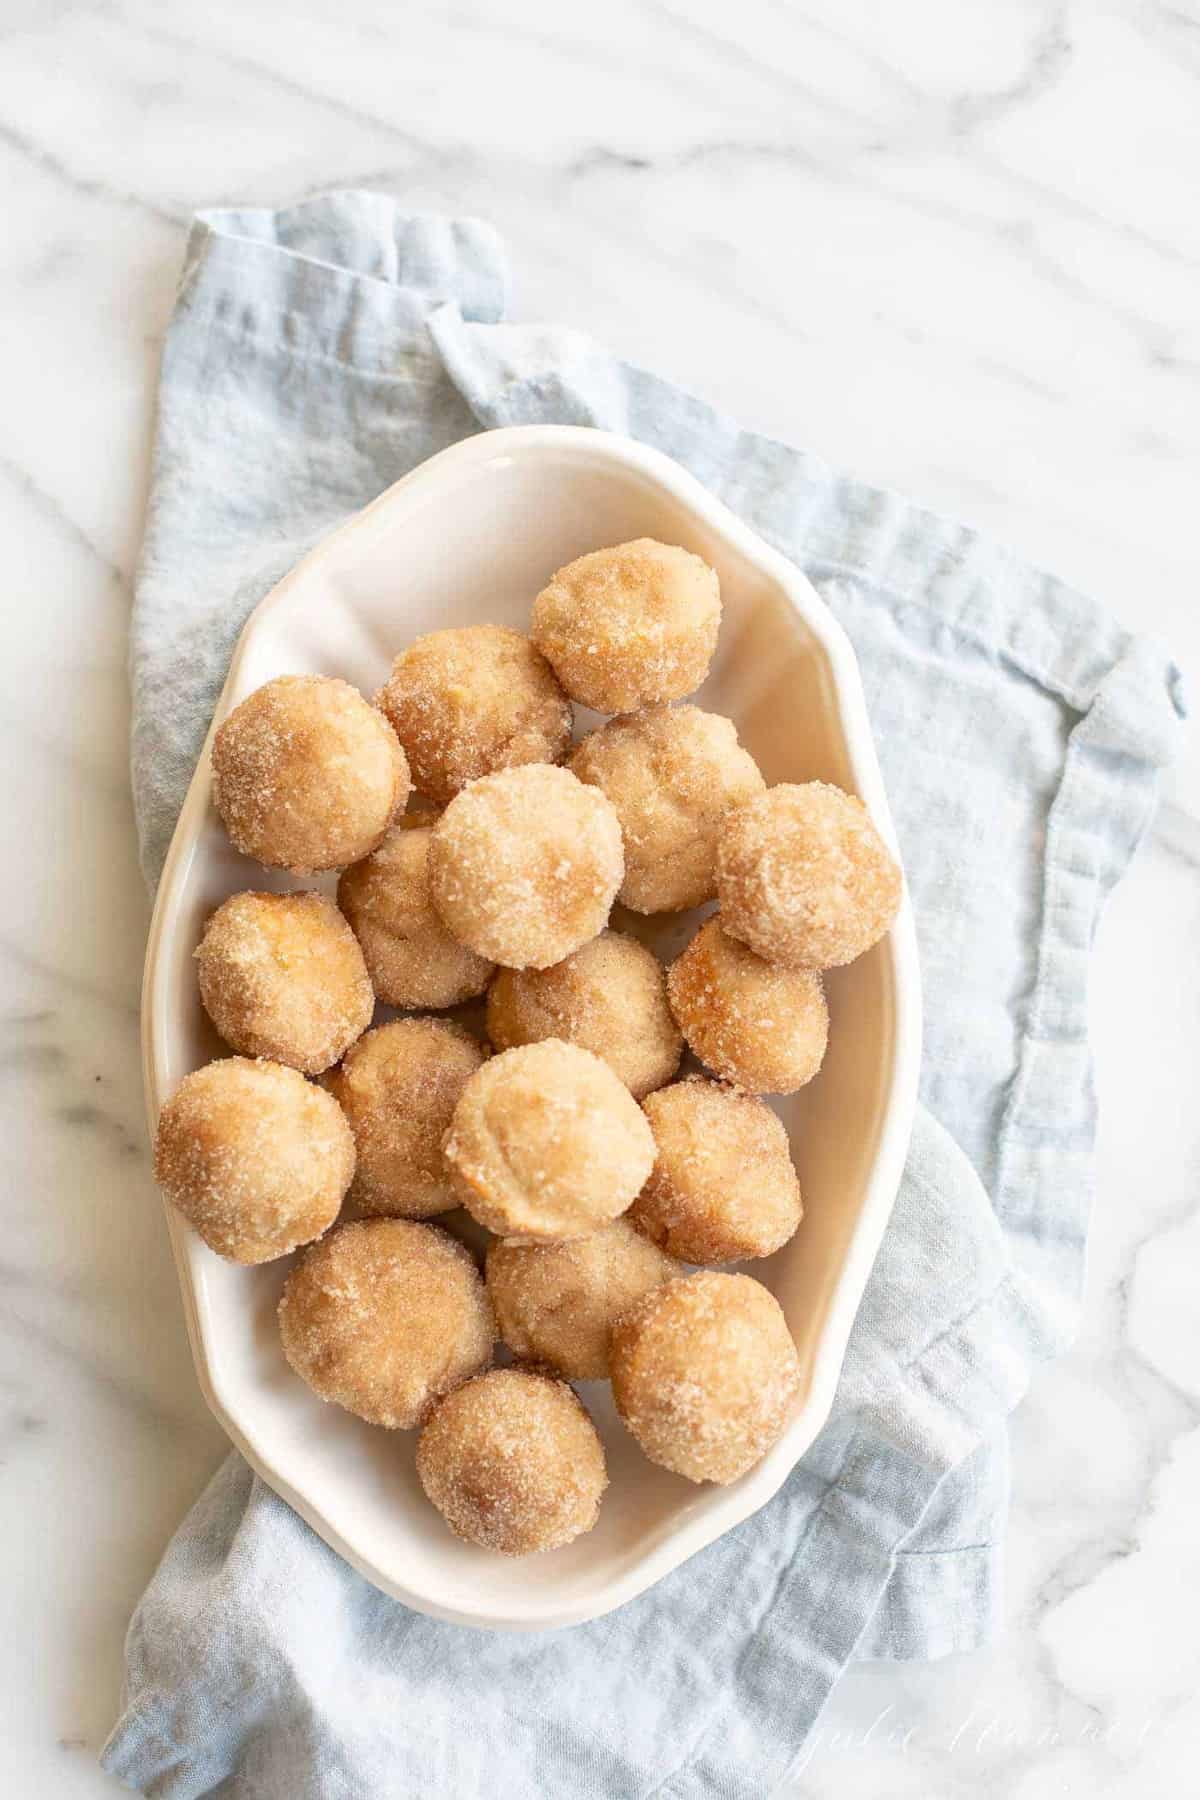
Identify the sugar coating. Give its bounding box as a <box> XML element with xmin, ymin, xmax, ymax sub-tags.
<box><xmin>531</xmin><ymin>539</ymin><xmax>721</xmax><ymax>714</ymax></box>
<box><xmin>718</xmin><ymin>781</ymin><xmax>902</xmax><ymax>969</ymax></box>
<box><xmin>376</xmin><ymin>625</ymin><xmax>572</xmax><ymax>807</ymax></box>
<box><xmin>195</xmin><ymin>889</ymin><xmax>373</xmax><ymax>1075</ymax></box>
<box><xmin>328</xmin><ymin>1018</ymin><xmax>487</xmax><ymax>1220</ymax></box>
<box><xmin>610</xmin><ymin>1270</ymin><xmax>802</xmax><ymax>1484</ymax></box>
<box><xmin>416</xmin><ymin>1367</ymin><xmax>607</xmax><ymax>1554</ymax></box>
<box><xmin>428</xmin><ymin>764</ymin><xmax>623</xmax><ymax>970</ymax></box>
<box><xmin>278</xmin><ymin>1218</ymin><xmax>495</xmax><ymax>1429</ymax></box>
<box><xmin>338</xmin><ymin>818</ymin><xmax>494</xmax><ymax>1009</ymax></box>
<box><xmin>486</xmin><ymin>929</ymin><xmax>682</xmax><ymax>1100</ymax></box>
<box><xmin>667</xmin><ymin>917</ymin><xmax>828</xmax><ymax>1095</ymax></box>
<box><xmin>570</xmin><ymin>705</ymin><xmax>764</xmax><ymax>913</ymax></box>
<box><xmin>444</xmin><ymin>1039</ymin><xmax>656</xmax><ymax>1242</ymax></box>
<box><xmin>486</xmin><ymin>1221</ymin><xmax>680</xmax><ymax>1380</ymax></box>
<box><xmin>212</xmin><ymin>675</ymin><xmax>410</xmax><ymax>874</ymax></box>
<box><xmin>154</xmin><ymin>1056</ymin><xmax>354</xmax><ymax>1264</ymax></box>
<box><xmin>632</xmin><ymin>1076</ymin><xmax>803</xmax><ymax>1263</ymax></box>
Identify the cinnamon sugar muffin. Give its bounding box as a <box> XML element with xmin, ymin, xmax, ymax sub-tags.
<box><xmin>212</xmin><ymin>675</ymin><xmax>409</xmax><ymax>873</ymax></box>
<box><xmin>485</xmin><ymin>929</ymin><xmax>681</xmax><ymax>1099</ymax></box>
<box><xmin>338</xmin><ymin>818</ymin><xmax>494</xmax><ymax>1010</ymax></box>
<box><xmin>570</xmin><ymin>705</ymin><xmax>763</xmax><ymax>913</ymax></box>
<box><xmin>667</xmin><ymin>917</ymin><xmax>828</xmax><ymax>1095</ymax></box>
<box><xmin>531</xmin><ymin>539</ymin><xmax>721</xmax><ymax>713</ymax></box>
<box><xmin>328</xmin><ymin>1018</ymin><xmax>486</xmax><ymax>1220</ymax></box>
<box><xmin>195</xmin><ymin>889</ymin><xmax>373</xmax><ymax>1074</ymax></box>
<box><xmin>154</xmin><ymin>1056</ymin><xmax>354</xmax><ymax>1264</ymax></box>
<box><xmin>417</xmin><ymin>1368</ymin><xmax>607</xmax><ymax>1554</ymax></box>
<box><xmin>611</xmin><ymin>1270</ymin><xmax>802</xmax><ymax>1484</ymax></box>
<box><xmin>444</xmin><ymin>1040</ymin><xmax>655</xmax><ymax>1242</ymax></box>
<box><xmin>279</xmin><ymin>1218</ymin><xmax>495</xmax><ymax>1429</ymax></box>
<box><xmin>717</xmin><ymin>781</ymin><xmax>902</xmax><ymax>969</ymax></box>
<box><xmin>632</xmin><ymin>1076</ymin><xmax>802</xmax><ymax>1263</ymax></box>
<box><xmin>486</xmin><ymin>1221</ymin><xmax>680</xmax><ymax>1380</ymax></box>
<box><xmin>428</xmin><ymin>764</ymin><xmax>623</xmax><ymax>970</ymax></box>
<box><xmin>376</xmin><ymin>625</ymin><xmax>571</xmax><ymax>807</ymax></box>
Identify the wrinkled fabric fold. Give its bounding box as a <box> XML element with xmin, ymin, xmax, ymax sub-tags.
<box><xmin>108</xmin><ymin>192</ymin><xmax>1183</xmax><ymax>1799</ymax></box>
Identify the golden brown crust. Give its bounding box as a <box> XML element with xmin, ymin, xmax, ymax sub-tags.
<box><xmin>376</xmin><ymin>625</ymin><xmax>572</xmax><ymax>807</ymax></box>
<box><xmin>153</xmin><ymin>1056</ymin><xmax>354</xmax><ymax>1264</ymax></box>
<box><xmin>195</xmin><ymin>889</ymin><xmax>373</xmax><ymax>1074</ymax></box>
<box><xmin>485</xmin><ymin>929</ymin><xmax>681</xmax><ymax>1100</ymax></box>
<box><xmin>569</xmin><ymin>705</ymin><xmax>763</xmax><ymax>913</ymax></box>
<box><xmin>667</xmin><ymin>917</ymin><xmax>828</xmax><ymax>1095</ymax></box>
<box><xmin>416</xmin><ymin>1367</ymin><xmax>607</xmax><ymax>1553</ymax></box>
<box><xmin>610</xmin><ymin>1270</ymin><xmax>802</xmax><ymax>1484</ymax></box>
<box><xmin>212</xmin><ymin>675</ymin><xmax>409</xmax><ymax>873</ymax></box>
<box><xmin>328</xmin><ymin>1018</ymin><xmax>487</xmax><ymax>1220</ymax></box>
<box><xmin>717</xmin><ymin>781</ymin><xmax>902</xmax><ymax>969</ymax></box>
<box><xmin>531</xmin><ymin>539</ymin><xmax>720</xmax><ymax>713</ymax></box>
<box><xmin>278</xmin><ymin>1218</ymin><xmax>495</xmax><ymax>1429</ymax></box>
<box><xmin>632</xmin><ymin>1076</ymin><xmax>802</xmax><ymax>1263</ymax></box>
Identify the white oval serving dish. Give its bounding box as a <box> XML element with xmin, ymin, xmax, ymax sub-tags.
<box><xmin>142</xmin><ymin>424</ymin><xmax>921</xmax><ymax>1630</ymax></box>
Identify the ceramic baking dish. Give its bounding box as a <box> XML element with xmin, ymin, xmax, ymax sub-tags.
<box><xmin>142</xmin><ymin>424</ymin><xmax>921</xmax><ymax>1629</ymax></box>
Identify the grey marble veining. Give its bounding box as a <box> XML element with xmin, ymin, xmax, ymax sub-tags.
<box><xmin>0</xmin><ymin>3</ymin><xmax>1195</xmax><ymax>1794</ymax></box>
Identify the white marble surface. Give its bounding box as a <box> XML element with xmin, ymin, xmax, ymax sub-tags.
<box><xmin>2</xmin><ymin>1</ymin><xmax>1197</xmax><ymax>1793</ymax></box>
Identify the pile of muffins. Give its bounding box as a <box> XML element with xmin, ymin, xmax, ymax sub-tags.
<box><xmin>154</xmin><ymin>537</ymin><xmax>902</xmax><ymax>1557</ymax></box>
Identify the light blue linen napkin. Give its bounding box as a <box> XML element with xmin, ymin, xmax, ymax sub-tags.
<box><xmin>104</xmin><ymin>193</ymin><xmax>1184</xmax><ymax>1799</ymax></box>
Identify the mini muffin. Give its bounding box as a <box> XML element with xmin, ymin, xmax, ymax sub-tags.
<box><xmin>611</xmin><ymin>1271</ymin><xmax>802</xmax><ymax>1484</ymax></box>
<box><xmin>717</xmin><ymin>781</ymin><xmax>902</xmax><ymax>969</ymax></box>
<box><xmin>212</xmin><ymin>675</ymin><xmax>409</xmax><ymax>873</ymax></box>
<box><xmin>570</xmin><ymin>705</ymin><xmax>764</xmax><ymax>913</ymax></box>
<box><xmin>279</xmin><ymin>1218</ymin><xmax>495</xmax><ymax>1429</ymax></box>
<box><xmin>486</xmin><ymin>1221</ymin><xmax>680</xmax><ymax>1380</ymax></box>
<box><xmin>531</xmin><ymin>539</ymin><xmax>721</xmax><ymax>713</ymax></box>
<box><xmin>153</xmin><ymin>1056</ymin><xmax>354</xmax><ymax>1264</ymax></box>
<box><xmin>486</xmin><ymin>929</ymin><xmax>681</xmax><ymax>1100</ymax></box>
<box><xmin>417</xmin><ymin>1368</ymin><xmax>607</xmax><ymax>1554</ymax></box>
<box><xmin>667</xmin><ymin>918</ymin><xmax>828</xmax><ymax>1095</ymax></box>
<box><xmin>328</xmin><ymin>1018</ymin><xmax>487</xmax><ymax>1219</ymax></box>
<box><xmin>444</xmin><ymin>1040</ymin><xmax>656</xmax><ymax>1242</ymax></box>
<box><xmin>195</xmin><ymin>889</ymin><xmax>373</xmax><ymax>1074</ymax></box>
<box><xmin>428</xmin><ymin>764</ymin><xmax>623</xmax><ymax>970</ymax></box>
<box><xmin>376</xmin><ymin>625</ymin><xmax>572</xmax><ymax>806</ymax></box>
<box><xmin>338</xmin><ymin>818</ymin><xmax>494</xmax><ymax>1009</ymax></box>
<box><xmin>632</xmin><ymin>1077</ymin><xmax>802</xmax><ymax>1263</ymax></box>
